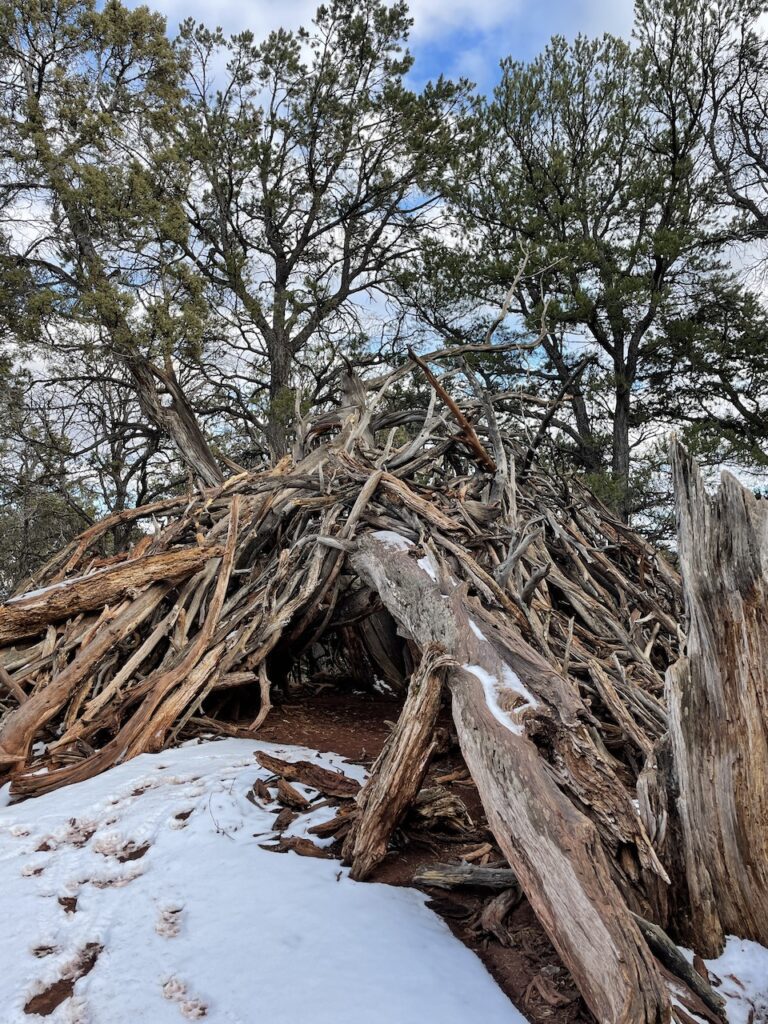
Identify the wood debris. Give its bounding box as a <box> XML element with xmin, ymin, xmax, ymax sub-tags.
<box><xmin>0</xmin><ymin>380</ymin><xmax>764</xmax><ymax>1024</ymax></box>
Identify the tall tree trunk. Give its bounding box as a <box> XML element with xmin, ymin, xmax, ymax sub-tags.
<box><xmin>266</xmin><ymin>337</ymin><xmax>294</xmax><ymax>461</ymax></box>
<box><xmin>612</xmin><ymin>380</ymin><xmax>632</xmax><ymax>520</ymax></box>
<box><xmin>666</xmin><ymin>440</ymin><xmax>768</xmax><ymax>956</ymax></box>
<box><xmin>540</xmin><ymin>334</ymin><xmax>602</xmax><ymax>472</ymax></box>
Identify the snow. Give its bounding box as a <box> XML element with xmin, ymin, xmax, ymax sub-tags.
<box><xmin>417</xmin><ymin>555</ymin><xmax>439</xmax><ymax>581</ymax></box>
<box><xmin>469</xmin><ymin>619</ymin><xmax>487</xmax><ymax>641</ymax></box>
<box><xmin>680</xmin><ymin>936</ymin><xmax>768</xmax><ymax>1024</ymax></box>
<box><xmin>463</xmin><ymin>663</ymin><xmax>538</xmax><ymax>736</ymax></box>
<box><xmin>371</xmin><ymin>530</ymin><xmax>412</xmax><ymax>551</ymax></box>
<box><xmin>5</xmin><ymin>564</ymin><xmax>120</xmax><ymax>604</ymax></box>
<box><xmin>6</xmin><ymin>579</ymin><xmax>75</xmax><ymax>604</ymax></box>
<box><xmin>0</xmin><ymin>738</ymin><xmax>526</xmax><ymax>1024</ymax></box>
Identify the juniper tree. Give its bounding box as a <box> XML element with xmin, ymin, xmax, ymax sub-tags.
<box><xmin>173</xmin><ymin>0</ymin><xmax>468</xmax><ymax>459</ymax></box>
<box><xmin>408</xmin><ymin>13</ymin><xmax>722</xmax><ymax>519</ymax></box>
<box><xmin>0</xmin><ymin>0</ymin><xmax>223</xmax><ymax>485</ymax></box>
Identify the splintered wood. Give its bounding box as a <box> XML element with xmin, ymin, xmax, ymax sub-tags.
<box><xmin>0</xmin><ymin>380</ymin><xmax>763</xmax><ymax>1023</ymax></box>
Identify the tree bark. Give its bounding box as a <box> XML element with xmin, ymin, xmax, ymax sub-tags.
<box><xmin>342</xmin><ymin>645</ymin><xmax>449</xmax><ymax>879</ymax></box>
<box><xmin>352</xmin><ymin>533</ymin><xmax>670</xmax><ymax>1024</ymax></box>
<box><xmin>0</xmin><ymin>543</ymin><xmax>222</xmax><ymax>646</ymax></box>
<box><xmin>612</xmin><ymin>379</ymin><xmax>632</xmax><ymax>520</ymax></box>
<box><xmin>266</xmin><ymin>337</ymin><xmax>294</xmax><ymax>462</ymax></box>
<box><xmin>128</xmin><ymin>355</ymin><xmax>224</xmax><ymax>488</ymax></box>
<box><xmin>667</xmin><ymin>439</ymin><xmax>768</xmax><ymax>955</ymax></box>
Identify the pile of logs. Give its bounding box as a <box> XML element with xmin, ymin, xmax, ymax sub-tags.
<box><xmin>1</xmin><ymin>375</ymin><xmax>766</xmax><ymax>1024</ymax></box>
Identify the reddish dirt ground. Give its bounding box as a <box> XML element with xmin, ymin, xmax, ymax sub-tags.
<box><xmin>24</xmin><ymin>942</ymin><xmax>102</xmax><ymax>1015</ymax></box>
<box><xmin>250</xmin><ymin>694</ymin><xmax>595</xmax><ymax>1024</ymax></box>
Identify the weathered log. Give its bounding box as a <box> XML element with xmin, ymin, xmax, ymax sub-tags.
<box><xmin>352</xmin><ymin>533</ymin><xmax>670</xmax><ymax>1024</ymax></box>
<box><xmin>0</xmin><ymin>585</ymin><xmax>170</xmax><ymax>766</ymax></box>
<box><xmin>667</xmin><ymin>440</ymin><xmax>768</xmax><ymax>955</ymax></box>
<box><xmin>276</xmin><ymin>778</ymin><xmax>311</xmax><ymax>811</ymax></box>
<box><xmin>629</xmin><ymin>912</ymin><xmax>725</xmax><ymax>1020</ymax></box>
<box><xmin>8</xmin><ymin>503</ymin><xmax>240</xmax><ymax>796</ymax></box>
<box><xmin>343</xmin><ymin>645</ymin><xmax>450</xmax><ymax>879</ymax></box>
<box><xmin>0</xmin><ymin>545</ymin><xmax>222</xmax><ymax>646</ymax></box>
<box><xmin>255</xmin><ymin>752</ymin><xmax>360</xmax><ymax>798</ymax></box>
<box><xmin>413</xmin><ymin>861</ymin><xmax>519</xmax><ymax>891</ymax></box>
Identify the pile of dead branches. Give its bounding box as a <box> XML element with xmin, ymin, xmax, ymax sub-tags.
<box><xmin>1</xmin><ymin>379</ymin><xmax>766</xmax><ymax>1024</ymax></box>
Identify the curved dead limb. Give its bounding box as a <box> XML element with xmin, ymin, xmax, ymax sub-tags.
<box><xmin>407</xmin><ymin>347</ymin><xmax>497</xmax><ymax>473</ymax></box>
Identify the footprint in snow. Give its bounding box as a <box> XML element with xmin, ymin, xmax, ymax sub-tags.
<box><xmin>156</xmin><ymin>905</ymin><xmax>183</xmax><ymax>938</ymax></box>
<box><xmin>162</xmin><ymin>976</ymin><xmax>208</xmax><ymax>1019</ymax></box>
<box><xmin>24</xmin><ymin>941</ymin><xmax>102</xmax><ymax>1018</ymax></box>
<box><xmin>169</xmin><ymin>808</ymin><xmax>194</xmax><ymax>830</ymax></box>
<box><xmin>92</xmin><ymin>834</ymin><xmax>151</xmax><ymax>863</ymax></box>
<box><xmin>21</xmin><ymin>862</ymin><xmax>46</xmax><ymax>877</ymax></box>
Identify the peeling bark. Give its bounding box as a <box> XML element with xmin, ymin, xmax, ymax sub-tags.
<box><xmin>343</xmin><ymin>645</ymin><xmax>449</xmax><ymax>879</ymax></box>
<box><xmin>0</xmin><ymin>544</ymin><xmax>223</xmax><ymax>646</ymax></box>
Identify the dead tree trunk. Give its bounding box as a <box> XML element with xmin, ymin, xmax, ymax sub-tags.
<box><xmin>352</xmin><ymin>533</ymin><xmax>670</xmax><ymax>1024</ymax></box>
<box><xmin>667</xmin><ymin>440</ymin><xmax>768</xmax><ymax>955</ymax></box>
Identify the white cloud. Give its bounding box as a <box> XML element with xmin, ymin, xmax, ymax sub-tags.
<box><xmin>582</xmin><ymin>0</ymin><xmax>634</xmax><ymax>39</ymax></box>
<box><xmin>153</xmin><ymin>0</ymin><xmax>316</xmax><ymax>36</ymax></box>
<box><xmin>141</xmin><ymin>0</ymin><xmax>636</xmax><ymax>51</ymax></box>
<box><xmin>406</xmin><ymin>0</ymin><xmax>523</xmax><ymax>40</ymax></box>
<box><xmin>129</xmin><ymin>0</ymin><xmax>637</xmax><ymax>95</ymax></box>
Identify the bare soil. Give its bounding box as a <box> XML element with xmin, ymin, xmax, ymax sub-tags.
<box><xmin>24</xmin><ymin>942</ymin><xmax>102</xmax><ymax>1016</ymax></box>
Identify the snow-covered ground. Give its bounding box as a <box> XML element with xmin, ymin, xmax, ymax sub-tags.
<box><xmin>685</xmin><ymin>938</ymin><xmax>768</xmax><ymax>1024</ymax></box>
<box><xmin>1</xmin><ymin>738</ymin><xmax>766</xmax><ymax>1024</ymax></box>
<box><xmin>0</xmin><ymin>739</ymin><xmax>526</xmax><ymax>1024</ymax></box>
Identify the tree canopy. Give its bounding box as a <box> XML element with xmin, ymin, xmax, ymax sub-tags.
<box><xmin>0</xmin><ymin>0</ymin><xmax>767</xmax><ymax>588</ymax></box>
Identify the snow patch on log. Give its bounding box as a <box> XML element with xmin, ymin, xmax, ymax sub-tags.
<box><xmin>468</xmin><ymin>619</ymin><xmax>487</xmax><ymax>641</ymax></box>
<box><xmin>417</xmin><ymin>555</ymin><xmax>439</xmax><ymax>581</ymax></box>
<box><xmin>462</xmin><ymin>663</ymin><xmax>538</xmax><ymax>735</ymax></box>
<box><xmin>6</xmin><ymin>579</ymin><xmax>79</xmax><ymax>604</ymax></box>
<box><xmin>370</xmin><ymin>530</ymin><xmax>441</xmax><ymax>582</ymax></box>
<box><xmin>370</xmin><ymin>530</ymin><xmax>412</xmax><ymax>551</ymax></box>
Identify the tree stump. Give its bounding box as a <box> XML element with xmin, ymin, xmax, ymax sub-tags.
<box><xmin>668</xmin><ymin>439</ymin><xmax>768</xmax><ymax>955</ymax></box>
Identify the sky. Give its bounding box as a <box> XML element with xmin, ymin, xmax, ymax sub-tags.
<box><xmin>134</xmin><ymin>0</ymin><xmax>636</xmax><ymax>91</ymax></box>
